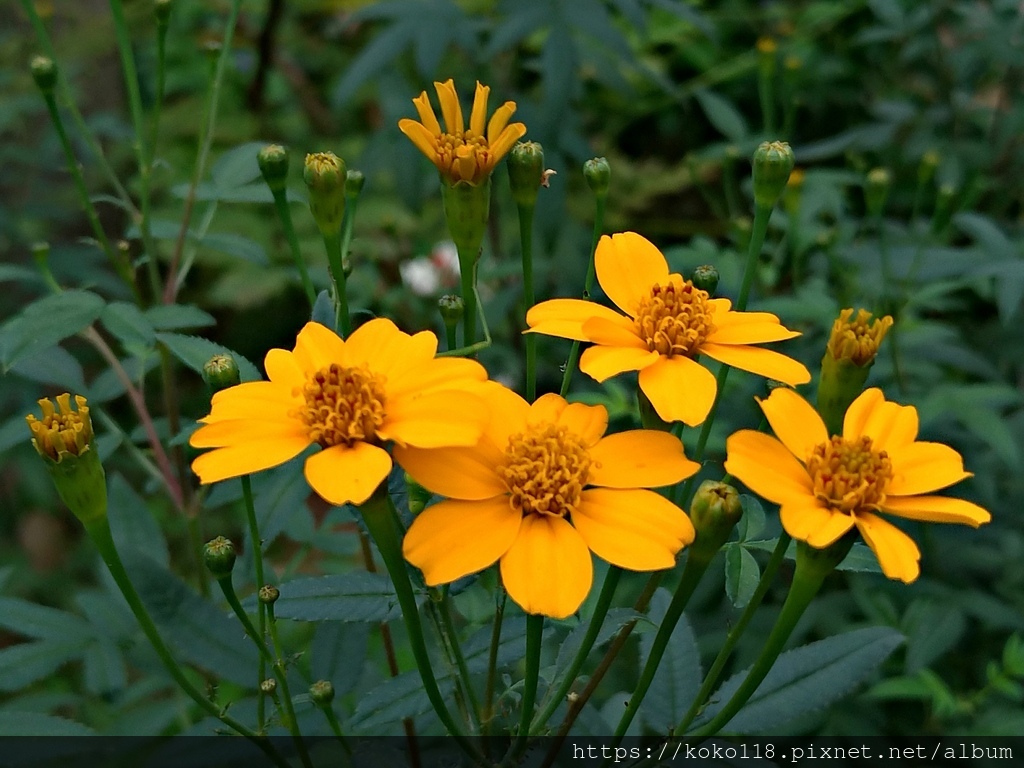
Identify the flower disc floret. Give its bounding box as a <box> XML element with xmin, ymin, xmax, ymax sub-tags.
<box><xmin>807</xmin><ymin>435</ymin><xmax>893</xmax><ymax>513</ymax></box>
<box><xmin>500</xmin><ymin>424</ymin><xmax>591</xmax><ymax>517</ymax></box>
<box><xmin>635</xmin><ymin>282</ymin><xmax>715</xmax><ymax>357</ymax></box>
<box><xmin>300</xmin><ymin>364</ymin><xmax>386</xmax><ymax>447</ymax></box>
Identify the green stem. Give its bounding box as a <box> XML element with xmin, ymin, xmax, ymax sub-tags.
<box><xmin>458</xmin><ymin>250</ymin><xmax>478</xmax><ymax>347</ymax></box>
<box><xmin>266</xmin><ymin>601</ymin><xmax>314</xmax><ymax>768</ymax></box>
<box><xmin>271</xmin><ymin>189</ymin><xmax>316</xmax><ymax>308</ymax></box>
<box><xmin>437</xmin><ymin>589</ymin><xmax>482</xmax><ymax>733</ymax></box>
<box><xmin>83</xmin><ymin>518</ymin><xmax>289</xmax><ymax>767</ymax></box>
<box><xmin>559</xmin><ymin>195</ymin><xmax>606</xmax><ymax>397</ymax></box>
<box><xmin>323</xmin><ymin>231</ymin><xmax>351</xmax><ymax>336</ymax></box>
<box><xmin>340</xmin><ymin>191</ymin><xmax>361</xmax><ymax>280</ymax></box>
<box><xmin>436</xmin><ymin>283</ymin><xmax>492</xmax><ymax>358</ymax></box>
<box><xmin>675</xmin><ymin>533</ymin><xmax>791</xmax><ymax>734</ymax></box>
<box><xmin>482</xmin><ymin>588</ymin><xmax>506</xmax><ymax>736</ymax></box>
<box><xmin>517</xmin><ymin>203</ymin><xmax>537</xmax><ymax>401</ymax></box>
<box><xmin>241</xmin><ymin>477</ymin><xmax>269</xmax><ymax>731</ymax></box>
<box><xmin>758</xmin><ymin>70</ymin><xmax>776</xmax><ymax>135</ymax></box>
<box><xmin>612</xmin><ymin>553</ymin><xmax>713</xmax><ymax>742</ymax></box>
<box><xmin>511</xmin><ymin>613</ymin><xmax>544</xmax><ymax>758</ymax></box>
<box><xmin>723</xmin><ymin>154</ymin><xmax>740</xmax><ymax>220</ymax></box>
<box><xmin>215</xmin><ymin>577</ymin><xmax>274</xmax><ymax>666</ymax></box>
<box><xmin>445</xmin><ymin>322</ymin><xmax>459</xmax><ymax>353</ymax></box>
<box><xmin>359</xmin><ymin>489</ymin><xmax>486</xmax><ymax>764</ymax></box>
<box><xmin>319</xmin><ymin>703</ymin><xmax>353</xmax><ymax>755</ymax></box>
<box><xmin>532</xmin><ymin>567</ymin><xmax>620</xmax><ymax>731</ymax></box>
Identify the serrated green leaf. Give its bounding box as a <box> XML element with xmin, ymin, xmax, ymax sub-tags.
<box><xmin>0</xmin><ymin>290</ymin><xmax>105</xmax><ymax>369</ymax></box>
<box><xmin>0</xmin><ymin>598</ymin><xmax>91</xmax><ymax>641</ymax></box>
<box><xmin>692</xmin><ymin>627</ymin><xmax>904</xmax><ymax>734</ymax></box>
<box><xmin>334</xmin><ymin>20</ymin><xmax>416</xmax><ymax>105</ymax></box>
<box><xmin>144</xmin><ymin>304</ymin><xmax>216</xmax><ymax>331</ymax></box>
<box><xmin>101</xmin><ymin>301</ymin><xmax>156</xmax><ymax>349</ymax></box>
<box><xmin>312</xmin><ymin>623</ymin><xmax>370</xmax><ymax>698</ymax></box>
<box><xmin>903</xmin><ymin>600</ymin><xmax>966</xmax><ymax>673</ymax></box>
<box><xmin>8</xmin><ymin>345</ymin><xmax>86</xmax><ymax>391</ymax></box>
<box><xmin>82</xmin><ymin>637</ymin><xmax>126</xmax><ymax>696</ymax></box>
<box><xmin>637</xmin><ymin>588</ymin><xmax>702</xmax><ymax>732</ymax></box>
<box><xmin>0</xmin><ymin>640</ymin><xmax>88</xmax><ymax>692</ymax></box>
<box><xmin>271</xmin><ymin>573</ymin><xmax>402</xmax><ymax>623</ymax></box>
<box><xmin>0</xmin><ymin>712</ymin><xmax>95</xmax><ymax>736</ymax></box>
<box><xmin>555</xmin><ymin>608</ymin><xmax>643</xmax><ymax>674</ymax></box>
<box><xmin>695</xmin><ymin>89</ymin><xmax>748</xmax><ymax>142</ymax></box>
<box><xmin>155</xmin><ymin>333</ymin><xmax>261</xmax><ymax>382</ymax></box>
<box><xmin>87</xmin><ymin>354</ymin><xmax>161</xmax><ymax>404</ymax></box>
<box><xmin>108</xmin><ymin>474</ymin><xmax>170</xmax><ymax>567</ymax></box>
<box><xmin>350</xmin><ymin>668</ymin><xmax>456</xmax><ymax>732</ymax></box>
<box><xmin>211</xmin><ymin>142</ymin><xmax>269</xmax><ymax>188</ymax></box>
<box><xmin>725</xmin><ymin>546</ymin><xmax>761</xmax><ymax>608</ymax></box>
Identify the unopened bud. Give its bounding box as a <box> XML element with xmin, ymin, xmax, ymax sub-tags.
<box><xmin>31</xmin><ymin>241</ymin><xmax>50</xmax><ymax>270</ymax></box>
<box><xmin>345</xmin><ymin>169</ymin><xmax>365</xmax><ymax>196</ymax></box>
<box><xmin>818</xmin><ymin>308</ymin><xmax>893</xmax><ymax>434</ymax></box>
<box><xmin>438</xmin><ymin>294</ymin><xmax>465</xmax><ymax>330</ymax></box>
<box><xmin>259</xmin><ymin>585</ymin><xmax>280</xmax><ymax>605</ymax></box>
<box><xmin>406</xmin><ymin>472</ymin><xmax>432</xmax><ymax>516</ymax></box>
<box><xmin>304</xmin><ymin>152</ymin><xmax>347</xmax><ymax>237</ymax></box>
<box><xmin>257</xmin><ymin>144</ymin><xmax>289</xmax><ymax>194</ymax></box>
<box><xmin>202</xmin><ymin>355</ymin><xmax>240</xmax><ymax>393</ymax></box>
<box><xmin>508</xmin><ymin>141</ymin><xmax>545</xmax><ymax>208</ymax></box>
<box><xmin>691</xmin><ymin>265</ymin><xmax>719</xmax><ymax>296</ymax></box>
<box><xmin>583</xmin><ymin>157</ymin><xmax>611</xmax><ymax>199</ymax></box>
<box><xmin>30</xmin><ymin>56</ymin><xmax>57</xmax><ymax>94</ymax></box>
<box><xmin>864</xmin><ymin>168</ymin><xmax>891</xmax><ymax>217</ymax></box>
<box><xmin>203</xmin><ymin>536</ymin><xmax>237</xmax><ymax>579</ymax></box>
<box><xmin>260</xmin><ymin>678</ymin><xmax>277</xmax><ymax>694</ymax></box>
<box><xmin>752</xmin><ymin>141</ymin><xmax>795</xmax><ymax>208</ymax></box>
<box><xmin>689</xmin><ymin>480</ymin><xmax>744</xmax><ymax>559</ymax></box>
<box><xmin>310</xmin><ymin>680</ymin><xmax>335</xmax><ymax>706</ymax></box>
<box><xmin>154</xmin><ymin>0</ymin><xmax>172</xmax><ymax>23</ymax></box>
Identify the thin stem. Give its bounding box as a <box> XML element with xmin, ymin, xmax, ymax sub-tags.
<box><xmin>266</xmin><ymin>601</ymin><xmax>314</xmax><ymax>768</ymax></box>
<box><xmin>445</xmin><ymin>323</ymin><xmax>459</xmax><ymax>353</ymax></box>
<box><xmin>323</xmin><ymin>231</ymin><xmax>351</xmax><ymax>336</ymax></box>
<box><xmin>559</xmin><ymin>195</ymin><xmax>606</xmax><ymax>397</ymax></box>
<box><xmin>459</xmin><ymin>251</ymin><xmax>478</xmax><ymax>347</ymax></box>
<box><xmin>517</xmin><ymin>203</ymin><xmax>537</xmax><ymax>401</ymax></box>
<box><xmin>482</xmin><ymin>588</ymin><xmax>506</xmax><ymax>737</ymax></box>
<box><xmin>216</xmin><ymin>578</ymin><xmax>275</xmax><ymax>666</ymax></box>
<box><xmin>83</xmin><ymin>518</ymin><xmax>290</xmax><ymax>767</ymax></box>
<box><xmin>511</xmin><ymin>614</ymin><xmax>544</xmax><ymax>758</ymax></box>
<box><xmin>758</xmin><ymin>69</ymin><xmax>776</xmax><ymax>136</ymax></box>
<box><xmin>437</xmin><ymin>590</ymin><xmax>482</xmax><ymax>732</ymax></box>
<box><xmin>319</xmin><ymin>703</ymin><xmax>353</xmax><ymax>755</ymax></box>
<box><xmin>163</xmin><ymin>0</ymin><xmax>243</xmax><ymax>303</ymax></box>
<box><xmin>436</xmin><ymin>283</ymin><xmax>492</xmax><ymax>358</ymax></box>
<box><xmin>270</xmin><ymin>189</ymin><xmax>316</xmax><ymax>307</ymax></box>
<box><xmin>532</xmin><ymin>567</ymin><xmax>621</xmax><ymax>731</ymax></box>
<box><xmin>675</xmin><ymin>533</ymin><xmax>791</xmax><ymax>734</ymax></box>
<box><xmin>241</xmin><ymin>476</ymin><xmax>269</xmax><ymax>730</ymax></box>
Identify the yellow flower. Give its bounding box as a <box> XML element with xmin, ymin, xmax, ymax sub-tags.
<box><xmin>398</xmin><ymin>79</ymin><xmax>527</xmax><ymax>186</ymax></box>
<box><xmin>398</xmin><ymin>389</ymin><xmax>699</xmax><ymax>619</ymax></box>
<box><xmin>190</xmin><ymin>320</ymin><xmax>489</xmax><ymax>506</ymax></box>
<box><xmin>526</xmin><ymin>232</ymin><xmax>811</xmax><ymax>426</ymax></box>
<box><xmin>826</xmin><ymin>308</ymin><xmax>893</xmax><ymax>366</ymax></box>
<box><xmin>725</xmin><ymin>387</ymin><xmax>991</xmax><ymax>583</ymax></box>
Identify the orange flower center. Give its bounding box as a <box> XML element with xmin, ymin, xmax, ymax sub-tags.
<box><xmin>435</xmin><ymin>131</ymin><xmax>490</xmax><ymax>184</ymax></box>
<box><xmin>498</xmin><ymin>423</ymin><xmax>591</xmax><ymax>518</ymax></box>
<box><xmin>807</xmin><ymin>435</ymin><xmax>893</xmax><ymax>513</ymax></box>
<box><xmin>299</xmin><ymin>364</ymin><xmax>386</xmax><ymax>447</ymax></box>
<box><xmin>633</xmin><ymin>281</ymin><xmax>715</xmax><ymax>357</ymax></box>
<box><xmin>26</xmin><ymin>394</ymin><xmax>93</xmax><ymax>460</ymax></box>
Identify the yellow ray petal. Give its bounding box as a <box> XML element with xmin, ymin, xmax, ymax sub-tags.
<box><xmin>485</xmin><ymin>123</ymin><xmax>527</xmax><ymax>169</ymax></box>
<box><xmin>581</xmin><ymin>345</ymin><xmax>661</xmax><ymax>383</ymax></box>
<box><xmin>705</xmin><ymin>322</ymin><xmax>801</xmax><ymax>345</ymax></box>
<box><xmin>500</xmin><ymin>514</ymin><xmax>592</xmax><ymax>619</ymax></box>
<box><xmin>779</xmin><ymin>499</ymin><xmax>855</xmax><ymax>548</ymax></box>
<box><xmin>294</xmin><ymin>321</ymin><xmax>347</xmax><ymax>373</ymax></box>
<box><xmin>399</xmin><ymin>118</ymin><xmax>440</xmax><ymax>163</ymax></box>
<box><xmin>595</xmin><ymin>232</ymin><xmax>670</xmax><ymax>317</ymax></box>
<box><xmin>478</xmin><ymin>382</ymin><xmax>531</xmax><ymax>454</ymax></box>
<box><xmin>379</xmin><ymin>389</ymin><xmax>487</xmax><ymax>448</ymax></box>
<box><xmin>581</xmin><ymin>316</ymin><xmax>646</xmax><ymax>348</ymax></box>
<box><xmin>528</xmin><ymin>392</ymin><xmax>567</xmax><ymax>425</ymax></box>
<box><xmin>304</xmin><ymin>442</ymin><xmax>392</xmax><ymax>506</ymax></box>
<box><xmin>403</xmin><ymin>496</ymin><xmax>521</xmax><ymax>585</ymax></box>
<box><xmin>708</xmin><ymin>297</ymin><xmax>732</xmax><ymax>315</ymax></box>
<box><xmin>589</xmin><ymin>429</ymin><xmax>700</xmax><ymax>488</ymax></box>
<box><xmin>724</xmin><ymin>430</ymin><xmax>815</xmax><ymax>505</ymax></box>
<box><xmin>469</xmin><ymin>82</ymin><xmax>490</xmax><ymax>137</ymax></box>
<box><xmin>394</xmin><ymin>444</ymin><xmax>506</xmax><ymax>501</ymax></box>
<box><xmin>486</xmin><ymin>101</ymin><xmax>517</xmax><ymax>145</ymax></box>
<box><xmin>637</xmin><ymin>355</ymin><xmax>717</xmax><ymax>426</ymax></box>
<box><xmin>881</xmin><ymin>495</ymin><xmax>991</xmax><ymax>527</ymax></box>
<box><xmin>411</xmin><ymin>90</ymin><xmax>441</xmax><ymax>135</ymax></box>
<box><xmin>842</xmin><ymin>388</ymin><xmax>885</xmax><ymax>441</ymax></box>
<box><xmin>388</xmin><ymin>356</ymin><xmax>488</xmax><ymax>399</ymax></box>
<box><xmin>190</xmin><ymin>419</ymin><xmax>308</xmax><ymax>449</ymax></box>
<box><xmin>712</xmin><ymin>309</ymin><xmax>780</xmax><ymax>326</ymax></box>
<box><xmin>855</xmin><ymin>511</ymin><xmax>921</xmax><ymax>583</ymax></box>
<box><xmin>345</xmin><ymin>319</ymin><xmax>436</xmax><ymax>381</ymax></box>
<box><xmin>557</xmin><ymin>402</ymin><xmax>608</xmax><ymax>448</ymax></box>
<box><xmin>699</xmin><ymin>343</ymin><xmax>811</xmax><ymax>386</ymax></box>
<box><xmin>434</xmin><ymin>79</ymin><xmax>463</xmax><ymax>134</ymax></box>
<box><xmin>264</xmin><ymin>348</ymin><xmax>305</xmax><ymax>391</ymax></box>
<box><xmin>203</xmin><ymin>382</ymin><xmax>298</xmax><ymax>423</ymax></box>
<box><xmin>191</xmin><ymin>437</ymin><xmax>310</xmax><ymax>485</ymax></box>
<box><xmin>526</xmin><ymin>299</ymin><xmax>627</xmax><ymax>341</ymax></box>
<box><xmin>859</xmin><ymin>400</ymin><xmax>919</xmax><ymax>452</ymax></box>
<box><xmin>574</xmin><ymin>488</ymin><xmax>694</xmax><ymax>571</ymax></box>
<box><xmin>886</xmin><ymin>442</ymin><xmax>972</xmax><ymax>496</ymax></box>
<box><xmin>756</xmin><ymin>387</ymin><xmax>828</xmax><ymax>463</ymax></box>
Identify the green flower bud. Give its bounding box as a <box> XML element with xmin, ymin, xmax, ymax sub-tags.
<box><xmin>154</xmin><ymin>0</ymin><xmax>173</xmax><ymax>23</ymax></box>
<box><xmin>919</xmin><ymin>150</ymin><xmax>940</xmax><ymax>185</ymax></box>
<box><xmin>752</xmin><ymin>141</ymin><xmax>795</xmax><ymax>208</ymax></box>
<box><xmin>304</xmin><ymin>152</ymin><xmax>347</xmax><ymax>237</ymax></box>
<box><xmin>688</xmin><ymin>480</ymin><xmax>744</xmax><ymax>559</ymax></box>
<box><xmin>583</xmin><ymin>157</ymin><xmax>611</xmax><ymax>199</ymax></box>
<box><xmin>438</xmin><ymin>294</ymin><xmax>465</xmax><ymax>330</ymax></box>
<box><xmin>259</xmin><ymin>585</ymin><xmax>280</xmax><ymax>605</ymax></box>
<box><xmin>406</xmin><ymin>472</ymin><xmax>432</xmax><ymax>516</ymax></box>
<box><xmin>202</xmin><ymin>354</ymin><xmax>240</xmax><ymax>393</ymax></box>
<box><xmin>203</xmin><ymin>536</ymin><xmax>237</xmax><ymax>579</ymax></box>
<box><xmin>864</xmin><ymin>167</ymin><xmax>891</xmax><ymax>217</ymax></box>
<box><xmin>691</xmin><ymin>264</ymin><xmax>719</xmax><ymax>296</ymax></box>
<box><xmin>309</xmin><ymin>680</ymin><xmax>335</xmax><ymax>706</ymax></box>
<box><xmin>257</xmin><ymin>144</ymin><xmax>289</xmax><ymax>194</ymax></box>
<box><xmin>508</xmin><ymin>141</ymin><xmax>545</xmax><ymax>208</ymax></box>
<box><xmin>260</xmin><ymin>678</ymin><xmax>277</xmax><ymax>694</ymax></box>
<box><xmin>26</xmin><ymin>394</ymin><xmax>107</xmax><ymax>525</ymax></box>
<box><xmin>30</xmin><ymin>56</ymin><xmax>57</xmax><ymax>94</ymax></box>
<box><xmin>345</xmin><ymin>169</ymin><xmax>365</xmax><ymax>196</ymax></box>
<box><xmin>441</xmin><ymin>177</ymin><xmax>491</xmax><ymax>260</ymax></box>
<box><xmin>818</xmin><ymin>308</ymin><xmax>893</xmax><ymax>435</ymax></box>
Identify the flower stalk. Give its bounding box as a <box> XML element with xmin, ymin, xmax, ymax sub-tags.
<box><xmin>259</xmin><ymin>145</ymin><xmax>316</xmax><ymax>308</ymax></box>
<box><xmin>241</xmin><ymin>476</ymin><xmax>270</xmax><ymax>729</ymax></box>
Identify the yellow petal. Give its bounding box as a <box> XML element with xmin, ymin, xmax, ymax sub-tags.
<box><xmin>190</xmin><ymin>419</ymin><xmax>308</xmax><ymax>449</ymax></box>
<box><xmin>724</xmin><ymin>430</ymin><xmax>815</xmax><ymax>505</ymax></box>
<box><xmin>191</xmin><ymin>437</ymin><xmax>310</xmax><ymax>485</ymax></box>
<box><xmin>699</xmin><ymin>343</ymin><xmax>811</xmax><ymax>386</ymax></box>
<box><xmin>264</xmin><ymin>348</ymin><xmax>304</xmax><ymax>391</ymax></box>
<box><xmin>486</xmin><ymin>101</ymin><xmax>517</xmax><ymax>145</ymax></box>
<box><xmin>468</xmin><ymin>82</ymin><xmax>490</xmax><ymax>137</ymax></box>
<box><xmin>881</xmin><ymin>495</ymin><xmax>991</xmax><ymax>527</ymax></box>
<box><xmin>346</xmin><ymin>319</ymin><xmax>436</xmax><ymax>381</ymax></box>
<box><xmin>853</xmin><ymin>397</ymin><xmax>919</xmax><ymax>452</ymax></box>
<box><xmin>756</xmin><ymin>387</ymin><xmax>828</xmax><ymax>463</ymax></box>
<box><xmin>595</xmin><ymin>232</ymin><xmax>669</xmax><ymax>317</ymax></box>
<box><xmin>713</xmin><ymin>309</ymin><xmax>780</xmax><ymax>326</ymax></box>
<box><xmin>394</xmin><ymin>444</ymin><xmax>506</xmax><ymax>501</ymax></box>
<box><xmin>705</xmin><ymin>321</ymin><xmax>801</xmax><ymax>345</ymax></box>
<box><xmin>841</xmin><ymin>388</ymin><xmax>885</xmax><ymax>441</ymax></box>
<box><xmin>202</xmin><ymin>382</ymin><xmax>298</xmax><ymax>423</ymax></box>
<box><xmin>708</xmin><ymin>297</ymin><xmax>732</xmax><ymax>315</ymax></box>
<box><xmin>528</xmin><ymin>392</ymin><xmax>567</xmax><ymax>425</ymax></box>
<box><xmin>399</xmin><ymin>118</ymin><xmax>440</xmax><ymax>164</ymax></box>
<box><xmin>589</xmin><ymin>430</ymin><xmax>699</xmax><ymax>488</ymax></box>
<box><xmin>485</xmin><ymin>123</ymin><xmax>527</xmax><ymax>168</ymax></box>
<box><xmin>379</xmin><ymin>389</ymin><xmax>487</xmax><ymax>448</ymax></box>
<box><xmin>581</xmin><ymin>345</ymin><xmax>660</xmax><ymax>383</ymax></box>
<box><xmin>887</xmin><ymin>442</ymin><xmax>972</xmax><ymax>496</ymax></box>
<box><xmin>411</xmin><ymin>90</ymin><xmax>441</xmax><ymax>135</ymax></box>
<box><xmin>387</xmin><ymin>356</ymin><xmax>487</xmax><ymax>399</ymax></box>
<box><xmin>293</xmin><ymin>321</ymin><xmax>347</xmax><ymax>373</ymax></box>
<box><xmin>403</xmin><ymin>497</ymin><xmax>521</xmax><ymax>585</ymax></box>
<box><xmin>779</xmin><ymin>499</ymin><xmax>855</xmax><ymax>547</ymax></box>
<box><xmin>304</xmin><ymin>442</ymin><xmax>392</xmax><ymax>506</ymax></box>
<box><xmin>433</xmin><ymin>79</ymin><xmax>463</xmax><ymax>134</ymax></box>
<box><xmin>479</xmin><ymin>382</ymin><xmax>531</xmax><ymax>454</ymax></box>
<box><xmin>557</xmin><ymin>402</ymin><xmax>608</xmax><ymax>447</ymax></box>
<box><xmin>855</xmin><ymin>511</ymin><xmax>921</xmax><ymax>583</ymax></box>
<box><xmin>637</xmin><ymin>355</ymin><xmax>717</xmax><ymax>426</ymax></box>
<box><xmin>581</xmin><ymin>316</ymin><xmax>646</xmax><ymax>348</ymax></box>
<box><xmin>527</xmin><ymin>299</ymin><xmax>627</xmax><ymax>342</ymax></box>
<box><xmin>574</xmin><ymin>488</ymin><xmax>694</xmax><ymax>571</ymax></box>
<box><xmin>500</xmin><ymin>514</ymin><xmax>592</xmax><ymax>619</ymax></box>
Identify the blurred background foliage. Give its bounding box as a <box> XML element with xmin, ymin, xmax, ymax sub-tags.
<box><xmin>1</xmin><ymin>0</ymin><xmax>1022</xmax><ymax>739</ymax></box>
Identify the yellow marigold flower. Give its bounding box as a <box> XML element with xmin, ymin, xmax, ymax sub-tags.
<box><xmin>399</xmin><ymin>389</ymin><xmax>699</xmax><ymax>619</ymax></box>
<box><xmin>526</xmin><ymin>232</ymin><xmax>811</xmax><ymax>427</ymax></box>
<box><xmin>190</xmin><ymin>319</ymin><xmax>489</xmax><ymax>506</ymax></box>
<box><xmin>725</xmin><ymin>387</ymin><xmax>991</xmax><ymax>583</ymax></box>
<box><xmin>826</xmin><ymin>308</ymin><xmax>894</xmax><ymax>366</ymax></box>
<box><xmin>398</xmin><ymin>79</ymin><xmax>527</xmax><ymax>186</ymax></box>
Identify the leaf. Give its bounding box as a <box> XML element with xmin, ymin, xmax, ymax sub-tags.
<box><xmin>82</xmin><ymin>637</ymin><xmax>127</xmax><ymax>696</ymax></box>
<box><xmin>0</xmin><ymin>712</ymin><xmax>95</xmax><ymax>736</ymax></box>
<box><xmin>903</xmin><ymin>601</ymin><xmax>967</xmax><ymax>673</ymax></box>
<box><xmin>0</xmin><ymin>640</ymin><xmax>88</xmax><ymax>692</ymax></box>
<box><xmin>271</xmin><ymin>573</ymin><xmax>403</xmax><ymax>623</ymax></box>
<box><xmin>107</xmin><ymin>473</ymin><xmax>170</xmax><ymax>567</ymax></box>
<box><xmin>0</xmin><ymin>598</ymin><xmax>91</xmax><ymax>641</ymax></box>
<box><xmin>155</xmin><ymin>333</ymin><xmax>261</xmax><ymax>382</ymax></box>
<box><xmin>725</xmin><ymin>546</ymin><xmax>761</xmax><ymax>608</ymax></box>
<box><xmin>555</xmin><ymin>608</ymin><xmax>644</xmax><ymax>674</ymax></box>
<box><xmin>0</xmin><ymin>290</ymin><xmax>104</xmax><ymax>369</ymax></box>
<box><xmin>144</xmin><ymin>304</ymin><xmax>216</xmax><ymax>331</ymax></box>
<box><xmin>87</xmin><ymin>354</ymin><xmax>160</xmax><ymax>404</ymax></box>
<box><xmin>0</xmin><ymin>265</ymin><xmax>42</xmax><ymax>284</ymax></box>
<box><xmin>736</xmin><ymin>495</ymin><xmax>766</xmax><ymax>541</ymax></box>
<box><xmin>745</xmin><ymin>539</ymin><xmax>882</xmax><ymax>574</ymax></box>
<box><xmin>252</xmin><ymin>461</ymin><xmax>314</xmax><ymax>549</ymax></box>
<box><xmin>955</xmin><ymin>403</ymin><xmax>1022</xmax><ymax>468</ymax></box>
<box><xmin>351</xmin><ymin>668</ymin><xmax>456</xmax><ymax>732</ymax></box>
<box><xmin>694</xmin><ymin>89</ymin><xmax>748</xmax><ymax>142</ymax></box>
<box><xmin>333</xmin><ymin>21</ymin><xmax>417</xmax><ymax>105</ymax></box>
<box><xmin>211</xmin><ymin>142</ymin><xmax>270</xmax><ymax>188</ymax></box>
<box><xmin>200</xmin><ymin>233</ymin><xmax>269</xmax><ymax>265</ymax></box>
<box><xmin>637</xmin><ymin>588</ymin><xmax>702</xmax><ymax>732</ymax></box>
<box><xmin>691</xmin><ymin>627</ymin><xmax>904</xmax><ymax>734</ymax></box>
<box><xmin>8</xmin><ymin>344</ymin><xmax>86</xmax><ymax>391</ymax></box>
<box><xmin>101</xmin><ymin>301</ymin><xmax>157</xmax><ymax>349</ymax></box>
<box><xmin>484</xmin><ymin>5</ymin><xmax>549</xmax><ymax>57</ymax></box>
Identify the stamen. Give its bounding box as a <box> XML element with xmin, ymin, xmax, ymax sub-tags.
<box><xmin>498</xmin><ymin>424</ymin><xmax>591</xmax><ymax>518</ymax></box>
<box><xmin>807</xmin><ymin>435</ymin><xmax>893</xmax><ymax>513</ymax></box>
<box><xmin>298</xmin><ymin>364</ymin><xmax>387</xmax><ymax>447</ymax></box>
<box><xmin>633</xmin><ymin>281</ymin><xmax>716</xmax><ymax>357</ymax></box>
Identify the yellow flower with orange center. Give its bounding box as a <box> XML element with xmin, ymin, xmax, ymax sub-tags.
<box><xmin>190</xmin><ymin>320</ymin><xmax>489</xmax><ymax>506</ymax></box>
<box><xmin>725</xmin><ymin>387</ymin><xmax>991</xmax><ymax>583</ymax></box>
<box><xmin>526</xmin><ymin>232</ymin><xmax>811</xmax><ymax>426</ymax></box>
<box><xmin>398</xmin><ymin>388</ymin><xmax>699</xmax><ymax>619</ymax></box>
<box><xmin>398</xmin><ymin>79</ymin><xmax>527</xmax><ymax>186</ymax></box>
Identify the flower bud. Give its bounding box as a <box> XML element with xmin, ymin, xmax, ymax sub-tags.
<box><xmin>438</xmin><ymin>294</ymin><xmax>465</xmax><ymax>331</ymax></box>
<box><xmin>260</xmin><ymin>678</ymin><xmax>277</xmax><ymax>694</ymax></box>
<box><xmin>257</xmin><ymin>144</ymin><xmax>289</xmax><ymax>194</ymax></box>
<box><xmin>30</xmin><ymin>56</ymin><xmax>57</xmax><ymax>94</ymax></box>
<box><xmin>783</xmin><ymin>168</ymin><xmax>805</xmax><ymax>215</ymax></box>
<box><xmin>932</xmin><ymin>183</ymin><xmax>956</xmax><ymax>234</ymax></box>
<box><xmin>345</xmin><ymin>169</ymin><xmax>365</xmax><ymax>196</ymax></box>
<box><xmin>508</xmin><ymin>141</ymin><xmax>545</xmax><ymax>208</ymax></box>
<box><xmin>818</xmin><ymin>308</ymin><xmax>893</xmax><ymax>435</ymax></box>
<box><xmin>688</xmin><ymin>480</ymin><xmax>744</xmax><ymax>560</ymax></box>
<box><xmin>203</xmin><ymin>354</ymin><xmax>240</xmax><ymax>393</ymax></box>
<box><xmin>26</xmin><ymin>394</ymin><xmax>107</xmax><ymax>525</ymax></box>
<box><xmin>405</xmin><ymin>472</ymin><xmax>432</xmax><ymax>516</ymax></box>
<box><xmin>756</xmin><ymin>36</ymin><xmax>777</xmax><ymax>75</ymax></box>
<box><xmin>864</xmin><ymin>167</ymin><xmax>891</xmax><ymax>217</ymax></box>
<box><xmin>583</xmin><ymin>157</ymin><xmax>611</xmax><ymax>199</ymax></box>
<box><xmin>154</xmin><ymin>0</ymin><xmax>172</xmax><ymax>23</ymax></box>
<box><xmin>304</xmin><ymin>152</ymin><xmax>347</xmax><ymax>237</ymax></box>
<box><xmin>203</xmin><ymin>536</ymin><xmax>237</xmax><ymax>579</ymax></box>
<box><xmin>309</xmin><ymin>680</ymin><xmax>335</xmax><ymax>706</ymax></box>
<box><xmin>918</xmin><ymin>150</ymin><xmax>939</xmax><ymax>185</ymax></box>
<box><xmin>259</xmin><ymin>585</ymin><xmax>280</xmax><ymax>605</ymax></box>
<box><xmin>752</xmin><ymin>141</ymin><xmax>795</xmax><ymax>208</ymax></box>
<box><xmin>441</xmin><ymin>177</ymin><xmax>491</xmax><ymax>260</ymax></box>
<box><xmin>691</xmin><ymin>265</ymin><xmax>719</xmax><ymax>296</ymax></box>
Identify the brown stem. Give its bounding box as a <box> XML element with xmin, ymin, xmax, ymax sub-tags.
<box><xmin>246</xmin><ymin>0</ymin><xmax>284</xmax><ymax>112</ymax></box>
